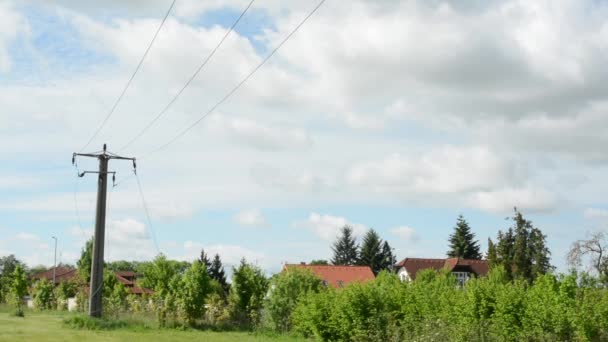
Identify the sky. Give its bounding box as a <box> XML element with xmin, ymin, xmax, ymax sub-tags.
<box><xmin>1</xmin><ymin>0</ymin><xmax>607</xmax><ymax>275</ymax></box>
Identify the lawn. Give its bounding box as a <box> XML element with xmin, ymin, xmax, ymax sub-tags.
<box><xmin>0</xmin><ymin>310</ymin><xmax>307</xmax><ymax>342</ymax></box>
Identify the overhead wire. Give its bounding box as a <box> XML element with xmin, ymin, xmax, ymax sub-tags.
<box><xmin>143</xmin><ymin>0</ymin><xmax>326</xmax><ymax>157</ymax></box>
<box><xmin>119</xmin><ymin>0</ymin><xmax>256</xmax><ymax>153</ymax></box>
<box><xmin>134</xmin><ymin>172</ymin><xmax>161</xmax><ymax>255</ymax></box>
<box><xmin>79</xmin><ymin>0</ymin><xmax>177</xmax><ymax>152</ymax></box>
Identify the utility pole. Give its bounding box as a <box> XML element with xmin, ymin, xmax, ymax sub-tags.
<box><xmin>72</xmin><ymin>144</ymin><xmax>136</xmax><ymax>318</ymax></box>
<box><xmin>52</xmin><ymin>236</ymin><xmax>57</xmax><ymax>285</ymax></box>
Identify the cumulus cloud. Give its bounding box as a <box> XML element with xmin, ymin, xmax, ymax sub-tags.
<box><xmin>295</xmin><ymin>212</ymin><xmax>367</xmax><ymax>241</ymax></box>
<box><xmin>234</xmin><ymin>209</ymin><xmax>269</xmax><ymax>228</ymax></box>
<box><xmin>209</xmin><ymin>116</ymin><xmax>312</xmax><ymax>151</ymax></box>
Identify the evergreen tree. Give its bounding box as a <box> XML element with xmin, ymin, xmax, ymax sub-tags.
<box><xmin>359</xmin><ymin>229</ymin><xmax>384</xmax><ymax>275</ymax></box>
<box><xmin>209</xmin><ymin>254</ymin><xmax>229</xmax><ymax>293</ymax></box>
<box><xmin>380</xmin><ymin>240</ymin><xmax>396</xmax><ymax>272</ymax></box>
<box><xmin>199</xmin><ymin>249</ymin><xmax>212</xmax><ymax>271</ymax></box>
<box><xmin>447</xmin><ymin>215</ymin><xmax>482</xmax><ymax>259</ymax></box>
<box><xmin>331</xmin><ymin>225</ymin><xmax>359</xmax><ymax>265</ymax></box>
<box><xmin>487</xmin><ymin>208</ymin><xmax>552</xmax><ymax>281</ymax></box>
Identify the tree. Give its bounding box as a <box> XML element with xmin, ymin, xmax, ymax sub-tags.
<box><xmin>209</xmin><ymin>254</ymin><xmax>229</xmax><ymax>294</ymax></box>
<box><xmin>331</xmin><ymin>225</ymin><xmax>359</xmax><ymax>265</ymax></box>
<box><xmin>359</xmin><ymin>229</ymin><xmax>384</xmax><ymax>275</ymax></box>
<box><xmin>380</xmin><ymin>241</ymin><xmax>396</xmax><ymax>272</ymax></box>
<box><xmin>447</xmin><ymin>215</ymin><xmax>482</xmax><ymax>259</ymax></box>
<box><xmin>199</xmin><ymin>249</ymin><xmax>212</xmax><ymax>271</ymax></box>
<box><xmin>229</xmin><ymin>258</ymin><xmax>268</xmax><ymax>327</ymax></box>
<box><xmin>267</xmin><ymin>267</ymin><xmax>324</xmax><ymax>332</ymax></box>
<box><xmin>140</xmin><ymin>254</ymin><xmax>178</xmax><ymax>297</ymax></box>
<box><xmin>32</xmin><ymin>279</ymin><xmax>55</xmax><ymax>310</ymax></box>
<box><xmin>76</xmin><ymin>238</ymin><xmax>93</xmax><ymax>283</ymax></box>
<box><xmin>0</xmin><ymin>255</ymin><xmax>25</xmax><ymax>304</ymax></box>
<box><xmin>177</xmin><ymin>260</ymin><xmax>211</xmax><ymax>326</ymax></box>
<box><xmin>309</xmin><ymin>259</ymin><xmax>329</xmax><ymax>265</ymax></box>
<box><xmin>10</xmin><ymin>265</ymin><xmax>28</xmax><ymax>316</ymax></box>
<box><xmin>487</xmin><ymin>208</ymin><xmax>552</xmax><ymax>281</ymax></box>
<box><xmin>567</xmin><ymin>231</ymin><xmax>608</xmax><ymax>280</ymax></box>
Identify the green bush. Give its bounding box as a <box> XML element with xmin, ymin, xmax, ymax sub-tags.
<box><xmin>32</xmin><ymin>278</ymin><xmax>55</xmax><ymax>310</ymax></box>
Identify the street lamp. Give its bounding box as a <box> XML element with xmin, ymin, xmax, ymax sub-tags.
<box><xmin>51</xmin><ymin>236</ymin><xmax>57</xmax><ymax>285</ymax></box>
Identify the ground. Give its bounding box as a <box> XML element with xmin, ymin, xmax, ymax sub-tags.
<box><xmin>0</xmin><ymin>310</ymin><xmax>306</xmax><ymax>342</ymax></box>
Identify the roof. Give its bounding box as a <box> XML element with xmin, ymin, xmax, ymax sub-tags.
<box><xmin>31</xmin><ymin>267</ymin><xmax>78</xmax><ymax>285</ymax></box>
<box><xmin>395</xmin><ymin>257</ymin><xmax>489</xmax><ymax>280</ymax></box>
<box><xmin>284</xmin><ymin>264</ymin><xmax>375</xmax><ymax>288</ymax></box>
<box><xmin>31</xmin><ymin>268</ymin><xmax>153</xmax><ymax>295</ymax></box>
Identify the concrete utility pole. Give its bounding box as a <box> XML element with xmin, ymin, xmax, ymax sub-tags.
<box><xmin>52</xmin><ymin>236</ymin><xmax>57</xmax><ymax>285</ymax></box>
<box><xmin>73</xmin><ymin>144</ymin><xmax>136</xmax><ymax>318</ymax></box>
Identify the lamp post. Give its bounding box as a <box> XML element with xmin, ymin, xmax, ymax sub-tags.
<box><xmin>51</xmin><ymin>236</ymin><xmax>57</xmax><ymax>285</ymax></box>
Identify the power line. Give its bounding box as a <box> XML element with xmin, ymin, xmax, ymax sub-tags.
<box><xmin>119</xmin><ymin>0</ymin><xmax>256</xmax><ymax>153</ymax></box>
<box><xmin>135</xmin><ymin>173</ymin><xmax>161</xmax><ymax>255</ymax></box>
<box><xmin>144</xmin><ymin>0</ymin><xmax>326</xmax><ymax>156</ymax></box>
<box><xmin>80</xmin><ymin>0</ymin><xmax>177</xmax><ymax>152</ymax></box>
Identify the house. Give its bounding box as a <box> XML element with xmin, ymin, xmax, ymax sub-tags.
<box><xmin>283</xmin><ymin>263</ymin><xmax>375</xmax><ymax>288</ymax></box>
<box><xmin>31</xmin><ymin>266</ymin><xmax>77</xmax><ymax>285</ymax></box>
<box><xmin>31</xmin><ymin>267</ymin><xmax>153</xmax><ymax>295</ymax></box>
<box><xmin>394</xmin><ymin>257</ymin><xmax>489</xmax><ymax>285</ymax></box>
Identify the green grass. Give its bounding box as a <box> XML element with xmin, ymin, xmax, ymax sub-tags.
<box><xmin>0</xmin><ymin>310</ymin><xmax>308</xmax><ymax>342</ymax></box>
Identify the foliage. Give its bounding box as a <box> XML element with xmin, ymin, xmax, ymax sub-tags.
<box><xmin>447</xmin><ymin>214</ymin><xmax>482</xmax><ymax>259</ymax></box>
<box><xmin>33</xmin><ymin>278</ymin><xmax>55</xmax><ymax>310</ymax></box>
<box><xmin>229</xmin><ymin>259</ymin><xmax>269</xmax><ymax>327</ymax></box>
<box><xmin>76</xmin><ymin>238</ymin><xmax>93</xmax><ymax>283</ymax></box>
<box><xmin>379</xmin><ymin>241</ymin><xmax>396</xmax><ymax>272</ymax></box>
<box><xmin>103</xmin><ymin>271</ymin><xmax>129</xmax><ymax>319</ymax></box>
<box><xmin>266</xmin><ymin>267</ymin><xmax>324</xmax><ymax>332</ymax></box>
<box><xmin>487</xmin><ymin>208</ymin><xmax>552</xmax><ymax>281</ymax></box>
<box><xmin>0</xmin><ymin>254</ymin><xmax>26</xmax><ymax>304</ymax></box>
<box><xmin>199</xmin><ymin>249</ymin><xmax>212</xmax><ymax>271</ymax></box>
<box><xmin>140</xmin><ymin>254</ymin><xmax>178</xmax><ymax>297</ymax></box>
<box><xmin>10</xmin><ymin>264</ymin><xmax>28</xmax><ymax>316</ymax></box>
<box><xmin>331</xmin><ymin>225</ymin><xmax>359</xmax><ymax>265</ymax></box>
<box><xmin>176</xmin><ymin>260</ymin><xmax>211</xmax><ymax>326</ymax></box>
<box><xmin>106</xmin><ymin>260</ymin><xmax>137</xmax><ymax>272</ymax></box>
<box><xmin>55</xmin><ymin>280</ymin><xmax>78</xmax><ymax>310</ymax></box>
<box><xmin>358</xmin><ymin>229</ymin><xmax>383</xmax><ymax>275</ymax></box>
<box><xmin>309</xmin><ymin>259</ymin><xmax>329</xmax><ymax>265</ymax></box>
<box><xmin>209</xmin><ymin>254</ymin><xmax>229</xmax><ymax>295</ymax></box>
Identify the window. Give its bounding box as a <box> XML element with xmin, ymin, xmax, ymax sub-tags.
<box><xmin>452</xmin><ymin>272</ymin><xmax>470</xmax><ymax>285</ymax></box>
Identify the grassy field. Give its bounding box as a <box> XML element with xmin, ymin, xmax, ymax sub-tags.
<box><xmin>0</xmin><ymin>310</ymin><xmax>307</xmax><ymax>342</ymax></box>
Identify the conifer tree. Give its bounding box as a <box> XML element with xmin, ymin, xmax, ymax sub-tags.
<box><xmin>380</xmin><ymin>240</ymin><xmax>396</xmax><ymax>272</ymax></box>
<box><xmin>487</xmin><ymin>208</ymin><xmax>552</xmax><ymax>281</ymax></box>
<box><xmin>447</xmin><ymin>215</ymin><xmax>482</xmax><ymax>259</ymax></box>
<box><xmin>209</xmin><ymin>254</ymin><xmax>229</xmax><ymax>293</ymax></box>
<box><xmin>199</xmin><ymin>249</ymin><xmax>212</xmax><ymax>271</ymax></box>
<box><xmin>359</xmin><ymin>229</ymin><xmax>383</xmax><ymax>275</ymax></box>
<box><xmin>331</xmin><ymin>225</ymin><xmax>359</xmax><ymax>265</ymax></box>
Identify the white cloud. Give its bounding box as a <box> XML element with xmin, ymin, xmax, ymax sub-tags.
<box><xmin>234</xmin><ymin>209</ymin><xmax>269</xmax><ymax>228</ymax></box>
<box><xmin>295</xmin><ymin>212</ymin><xmax>367</xmax><ymax>241</ymax></box>
<box><xmin>584</xmin><ymin>208</ymin><xmax>608</xmax><ymax>220</ymax></box>
<box><xmin>390</xmin><ymin>226</ymin><xmax>418</xmax><ymax>241</ymax></box>
<box><xmin>208</xmin><ymin>116</ymin><xmax>312</xmax><ymax>151</ymax></box>
<box><xmin>466</xmin><ymin>187</ymin><xmax>557</xmax><ymax>214</ymax></box>
<box><xmin>0</xmin><ymin>3</ymin><xmax>28</xmax><ymax>73</ymax></box>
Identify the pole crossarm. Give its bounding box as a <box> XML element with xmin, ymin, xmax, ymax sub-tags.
<box><xmin>70</xmin><ymin>143</ymin><xmax>137</xmax><ymax>318</ymax></box>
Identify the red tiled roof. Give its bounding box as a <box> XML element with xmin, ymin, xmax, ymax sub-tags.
<box><xmin>31</xmin><ymin>267</ymin><xmax>78</xmax><ymax>284</ymax></box>
<box><xmin>395</xmin><ymin>257</ymin><xmax>489</xmax><ymax>280</ymax></box>
<box><xmin>284</xmin><ymin>264</ymin><xmax>375</xmax><ymax>288</ymax></box>
<box><xmin>30</xmin><ymin>268</ymin><xmax>153</xmax><ymax>294</ymax></box>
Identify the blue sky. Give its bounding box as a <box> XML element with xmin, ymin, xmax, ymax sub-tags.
<box><xmin>1</xmin><ymin>0</ymin><xmax>608</xmax><ymax>274</ymax></box>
